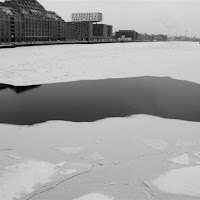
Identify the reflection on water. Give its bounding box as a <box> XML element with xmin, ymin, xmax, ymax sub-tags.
<box><xmin>0</xmin><ymin>77</ymin><xmax>200</xmax><ymax>125</ymax></box>
<box><xmin>0</xmin><ymin>84</ymin><xmax>41</xmax><ymax>93</ymax></box>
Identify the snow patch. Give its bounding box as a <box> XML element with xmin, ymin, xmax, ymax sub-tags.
<box><xmin>92</xmin><ymin>152</ymin><xmax>105</xmax><ymax>162</ymax></box>
<box><xmin>175</xmin><ymin>139</ymin><xmax>196</xmax><ymax>148</ymax></box>
<box><xmin>153</xmin><ymin>166</ymin><xmax>200</xmax><ymax>196</ymax></box>
<box><xmin>74</xmin><ymin>193</ymin><xmax>114</xmax><ymax>200</ymax></box>
<box><xmin>144</xmin><ymin>139</ymin><xmax>169</xmax><ymax>151</ymax></box>
<box><xmin>0</xmin><ymin>160</ymin><xmax>57</xmax><ymax>200</ymax></box>
<box><xmin>169</xmin><ymin>153</ymin><xmax>190</xmax><ymax>165</ymax></box>
<box><xmin>58</xmin><ymin>169</ymin><xmax>77</xmax><ymax>176</ymax></box>
<box><xmin>56</xmin><ymin>162</ymin><xmax>67</xmax><ymax>167</ymax></box>
<box><xmin>57</xmin><ymin>162</ymin><xmax>92</xmax><ymax>177</ymax></box>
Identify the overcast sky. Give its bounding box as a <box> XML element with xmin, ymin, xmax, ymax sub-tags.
<box><xmin>40</xmin><ymin>0</ymin><xmax>200</xmax><ymax>37</ymax></box>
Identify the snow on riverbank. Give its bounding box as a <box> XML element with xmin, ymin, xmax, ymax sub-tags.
<box><xmin>0</xmin><ymin>42</ymin><xmax>200</xmax><ymax>85</ymax></box>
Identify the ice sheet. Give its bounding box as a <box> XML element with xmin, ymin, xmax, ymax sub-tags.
<box><xmin>0</xmin><ymin>160</ymin><xmax>57</xmax><ymax>200</ymax></box>
<box><xmin>0</xmin><ymin>42</ymin><xmax>200</xmax><ymax>85</ymax></box>
<box><xmin>153</xmin><ymin>166</ymin><xmax>200</xmax><ymax>196</ymax></box>
<box><xmin>169</xmin><ymin>153</ymin><xmax>190</xmax><ymax>165</ymax></box>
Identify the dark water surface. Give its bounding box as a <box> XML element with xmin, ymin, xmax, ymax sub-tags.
<box><xmin>0</xmin><ymin>77</ymin><xmax>200</xmax><ymax>125</ymax></box>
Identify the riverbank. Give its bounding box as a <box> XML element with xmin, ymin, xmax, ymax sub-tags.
<box><xmin>0</xmin><ymin>40</ymin><xmax>143</xmax><ymax>49</ymax></box>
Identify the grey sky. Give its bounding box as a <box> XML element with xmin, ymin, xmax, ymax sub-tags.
<box><xmin>40</xmin><ymin>0</ymin><xmax>200</xmax><ymax>37</ymax></box>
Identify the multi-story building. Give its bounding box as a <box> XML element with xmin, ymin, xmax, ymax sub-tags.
<box><xmin>93</xmin><ymin>24</ymin><xmax>107</xmax><ymax>37</ymax></box>
<box><xmin>92</xmin><ymin>24</ymin><xmax>113</xmax><ymax>41</ymax></box>
<box><xmin>107</xmin><ymin>25</ymin><xmax>113</xmax><ymax>37</ymax></box>
<box><xmin>66</xmin><ymin>21</ymin><xmax>93</xmax><ymax>41</ymax></box>
<box><xmin>72</xmin><ymin>12</ymin><xmax>102</xmax><ymax>22</ymax></box>
<box><xmin>46</xmin><ymin>11</ymin><xmax>66</xmax><ymax>41</ymax></box>
<box><xmin>1</xmin><ymin>2</ymin><xmax>114</xmax><ymax>44</ymax></box>
<box><xmin>0</xmin><ymin>2</ymin><xmax>23</xmax><ymax>43</ymax></box>
<box><xmin>115</xmin><ymin>30</ymin><xmax>138</xmax><ymax>41</ymax></box>
<box><xmin>67</xmin><ymin>13</ymin><xmax>113</xmax><ymax>42</ymax></box>
<box><xmin>0</xmin><ymin>0</ymin><xmax>66</xmax><ymax>43</ymax></box>
<box><xmin>137</xmin><ymin>33</ymin><xmax>149</xmax><ymax>41</ymax></box>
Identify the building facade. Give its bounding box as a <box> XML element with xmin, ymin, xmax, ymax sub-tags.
<box><xmin>68</xmin><ymin>13</ymin><xmax>113</xmax><ymax>42</ymax></box>
<box><xmin>92</xmin><ymin>24</ymin><xmax>113</xmax><ymax>41</ymax></box>
<box><xmin>115</xmin><ymin>30</ymin><xmax>138</xmax><ymax>41</ymax></box>
<box><xmin>66</xmin><ymin>22</ymin><xmax>113</xmax><ymax>42</ymax></box>
<box><xmin>72</xmin><ymin>12</ymin><xmax>102</xmax><ymax>22</ymax></box>
<box><xmin>0</xmin><ymin>0</ymin><xmax>66</xmax><ymax>43</ymax></box>
<box><xmin>0</xmin><ymin>2</ymin><xmax>23</xmax><ymax>42</ymax></box>
<box><xmin>1</xmin><ymin>2</ymin><xmax>114</xmax><ymax>44</ymax></box>
<box><xmin>66</xmin><ymin>21</ymin><xmax>93</xmax><ymax>41</ymax></box>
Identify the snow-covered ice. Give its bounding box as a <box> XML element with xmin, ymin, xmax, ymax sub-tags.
<box><xmin>74</xmin><ymin>193</ymin><xmax>114</xmax><ymax>200</ymax></box>
<box><xmin>0</xmin><ymin>160</ymin><xmax>57</xmax><ymax>200</ymax></box>
<box><xmin>169</xmin><ymin>153</ymin><xmax>190</xmax><ymax>165</ymax></box>
<box><xmin>0</xmin><ymin>157</ymin><xmax>93</xmax><ymax>200</ymax></box>
<box><xmin>0</xmin><ymin>42</ymin><xmax>200</xmax><ymax>85</ymax></box>
<box><xmin>143</xmin><ymin>139</ymin><xmax>169</xmax><ymax>151</ymax></box>
<box><xmin>175</xmin><ymin>139</ymin><xmax>196</xmax><ymax>148</ymax></box>
<box><xmin>56</xmin><ymin>162</ymin><xmax>67</xmax><ymax>167</ymax></box>
<box><xmin>152</xmin><ymin>166</ymin><xmax>200</xmax><ymax>197</ymax></box>
<box><xmin>55</xmin><ymin>146</ymin><xmax>86</xmax><ymax>155</ymax></box>
<box><xmin>0</xmin><ymin>42</ymin><xmax>200</xmax><ymax>199</ymax></box>
<box><xmin>58</xmin><ymin>169</ymin><xmax>77</xmax><ymax>176</ymax></box>
<box><xmin>92</xmin><ymin>152</ymin><xmax>105</xmax><ymax>162</ymax></box>
<box><xmin>0</xmin><ymin>115</ymin><xmax>200</xmax><ymax>199</ymax></box>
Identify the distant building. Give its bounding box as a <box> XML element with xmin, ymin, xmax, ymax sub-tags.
<box><xmin>93</xmin><ymin>24</ymin><xmax>113</xmax><ymax>39</ymax></box>
<box><xmin>137</xmin><ymin>33</ymin><xmax>168</xmax><ymax>42</ymax></box>
<box><xmin>0</xmin><ymin>1</ymin><xmax>113</xmax><ymax>44</ymax></box>
<box><xmin>66</xmin><ymin>22</ymin><xmax>113</xmax><ymax>42</ymax></box>
<box><xmin>67</xmin><ymin>13</ymin><xmax>113</xmax><ymax>42</ymax></box>
<box><xmin>46</xmin><ymin>11</ymin><xmax>67</xmax><ymax>41</ymax></box>
<box><xmin>66</xmin><ymin>21</ymin><xmax>93</xmax><ymax>41</ymax></box>
<box><xmin>0</xmin><ymin>0</ymin><xmax>66</xmax><ymax>43</ymax></box>
<box><xmin>0</xmin><ymin>1</ymin><xmax>23</xmax><ymax>43</ymax></box>
<box><xmin>153</xmin><ymin>34</ymin><xmax>168</xmax><ymax>41</ymax></box>
<box><xmin>72</xmin><ymin>12</ymin><xmax>102</xmax><ymax>22</ymax></box>
<box><xmin>137</xmin><ymin>33</ymin><xmax>149</xmax><ymax>41</ymax></box>
<box><xmin>115</xmin><ymin>30</ymin><xmax>138</xmax><ymax>41</ymax></box>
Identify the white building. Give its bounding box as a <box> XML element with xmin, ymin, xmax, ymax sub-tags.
<box><xmin>72</xmin><ymin>12</ymin><xmax>103</xmax><ymax>22</ymax></box>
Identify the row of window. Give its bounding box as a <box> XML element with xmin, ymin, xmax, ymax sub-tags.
<box><xmin>73</xmin><ymin>18</ymin><xmax>98</xmax><ymax>21</ymax></box>
<box><xmin>0</xmin><ymin>36</ymin><xmax>66</xmax><ymax>43</ymax></box>
<box><xmin>73</xmin><ymin>13</ymin><xmax>99</xmax><ymax>17</ymax></box>
<box><xmin>14</xmin><ymin>1</ymin><xmax>44</xmax><ymax>12</ymax></box>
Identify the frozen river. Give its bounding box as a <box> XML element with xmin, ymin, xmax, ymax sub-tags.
<box><xmin>0</xmin><ymin>42</ymin><xmax>200</xmax><ymax>200</ymax></box>
<box><xmin>0</xmin><ymin>42</ymin><xmax>200</xmax><ymax>85</ymax></box>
